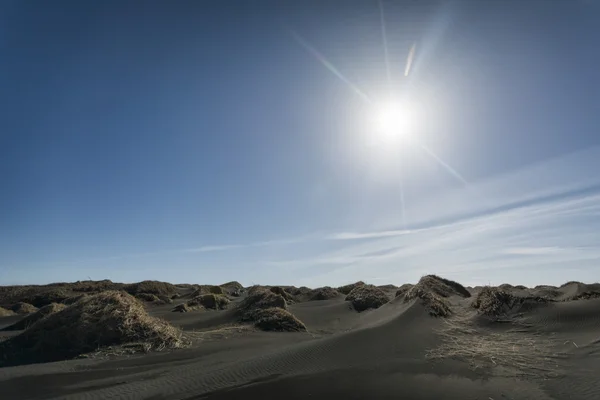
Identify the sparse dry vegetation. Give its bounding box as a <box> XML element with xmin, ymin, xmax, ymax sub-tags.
<box><xmin>172</xmin><ymin>303</ymin><xmax>190</xmax><ymax>312</ymax></box>
<box><xmin>251</xmin><ymin>308</ymin><xmax>306</xmax><ymax>332</ymax></box>
<box><xmin>418</xmin><ymin>275</ymin><xmax>471</xmax><ymax>298</ymax></box>
<box><xmin>427</xmin><ymin>312</ymin><xmax>566</xmax><ymax>378</ymax></box>
<box><xmin>270</xmin><ymin>286</ymin><xmax>294</xmax><ymax>302</ymax></box>
<box><xmin>337</xmin><ymin>281</ymin><xmax>365</xmax><ymax>295</ymax></box>
<box><xmin>0</xmin><ymin>306</ymin><xmax>15</xmax><ymax>317</ymax></box>
<box><xmin>10</xmin><ymin>302</ymin><xmax>38</xmax><ymax>314</ymax></box>
<box><xmin>220</xmin><ymin>281</ymin><xmax>244</xmax><ymax>296</ymax></box>
<box><xmin>404</xmin><ymin>285</ymin><xmax>451</xmax><ymax>317</ymax></box>
<box><xmin>239</xmin><ymin>287</ymin><xmax>287</xmax><ymax>314</ymax></box>
<box><xmin>0</xmin><ymin>291</ymin><xmax>185</xmax><ymax>367</ymax></box>
<box><xmin>236</xmin><ymin>287</ymin><xmax>305</xmax><ymax>331</ymax></box>
<box><xmin>1</xmin><ymin>303</ymin><xmax>67</xmax><ymax>331</ymax></box>
<box><xmin>135</xmin><ymin>293</ymin><xmax>161</xmax><ymax>302</ymax></box>
<box><xmin>472</xmin><ymin>286</ymin><xmax>549</xmax><ymax>317</ymax></box>
<box><xmin>124</xmin><ymin>280</ymin><xmax>177</xmax><ymax>297</ymax></box>
<box><xmin>187</xmin><ymin>294</ymin><xmax>230</xmax><ymax>310</ymax></box>
<box><xmin>395</xmin><ymin>284</ymin><xmax>414</xmax><ymax>298</ymax></box>
<box><xmin>345</xmin><ymin>285</ymin><xmax>389</xmax><ymax>311</ymax></box>
<box><xmin>309</xmin><ymin>286</ymin><xmax>340</xmax><ymax>301</ymax></box>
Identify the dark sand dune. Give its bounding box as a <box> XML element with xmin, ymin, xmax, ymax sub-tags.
<box><xmin>0</xmin><ymin>279</ymin><xmax>599</xmax><ymax>399</ymax></box>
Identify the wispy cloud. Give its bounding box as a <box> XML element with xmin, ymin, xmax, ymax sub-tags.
<box><xmin>328</xmin><ymin>229</ymin><xmax>409</xmax><ymax>240</ymax></box>
<box><xmin>503</xmin><ymin>247</ymin><xmax>562</xmax><ymax>256</ymax></box>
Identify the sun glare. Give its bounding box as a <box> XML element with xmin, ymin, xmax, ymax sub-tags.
<box><xmin>373</xmin><ymin>101</ymin><xmax>417</xmax><ymax>144</ymax></box>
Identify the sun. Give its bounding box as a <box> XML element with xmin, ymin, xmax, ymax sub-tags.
<box><xmin>372</xmin><ymin>101</ymin><xmax>417</xmax><ymax>144</ymax></box>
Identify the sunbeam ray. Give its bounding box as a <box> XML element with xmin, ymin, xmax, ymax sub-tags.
<box><xmin>404</xmin><ymin>42</ymin><xmax>416</xmax><ymax>77</ymax></box>
<box><xmin>379</xmin><ymin>0</ymin><xmax>407</xmax><ymax>229</ymax></box>
<box><xmin>289</xmin><ymin>30</ymin><xmax>373</xmax><ymax>104</ymax></box>
<box><xmin>379</xmin><ymin>0</ymin><xmax>393</xmax><ymax>91</ymax></box>
<box><xmin>418</xmin><ymin>143</ymin><xmax>469</xmax><ymax>186</ymax></box>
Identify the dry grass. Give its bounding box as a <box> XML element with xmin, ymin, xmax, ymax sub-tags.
<box><xmin>285</xmin><ymin>286</ymin><xmax>311</xmax><ymax>296</ymax></box>
<box><xmin>124</xmin><ymin>280</ymin><xmax>177</xmax><ymax>297</ymax></box>
<box><xmin>10</xmin><ymin>302</ymin><xmax>38</xmax><ymax>314</ymax></box>
<box><xmin>1</xmin><ymin>303</ymin><xmax>67</xmax><ymax>331</ymax></box>
<box><xmin>239</xmin><ymin>287</ymin><xmax>287</xmax><ymax>315</ymax></box>
<box><xmin>395</xmin><ymin>284</ymin><xmax>414</xmax><ymax>298</ymax></box>
<box><xmin>220</xmin><ymin>281</ymin><xmax>244</xmax><ymax>296</ymax></box>
<box><xmin>337</xmin><ymin>281</ymin><xmax>365</xmax><ymax>295</ymax></box>
<box><xmin>187</xmin><ymin>294</ymin><xmax>230</xmax><ymax>310</ymax></box>
<box><xmin>236</xmin><ymin>287</ymin><xmax>306</xmax><ymax>331</ymax></box>
<box><xmin>0</xmin><ymin>291</ymin><xmax>185</xmax><ymax>367</ymax></box>
<box><xmin>309</xmin><ymin>286</ymin><xmax>340</xmax><ymax>301</ymax></box>
<box><xmin>251</xmin><ymin>308</ymin><xmax>306</xmax><ymax>332</ymax></box>
<box><xmin>189</xmin><ymin>285</ymin><xmax>225</xmax><ymax>298</ymax></box>
<box><xmin>417</xmin><ymin>275</ymin><xmax>471</xmax><ymax>298</ymax></box>
<box><xmin>472</xmin><ymin>286</ymin><xmax>516</xmax><ymax>317</ymax></box>
<box><xmin>0</xmin><ymin>306</ymin><xmax>15</xmax><ymax>317</ymax></box>
<box><xmin>472</xmin><ymin>286</ymin><xmax>549</xmax><ymax>317</ymax></box>
<box><xmin>63</xmin><ymin>294</ymin><xmax>88</xmax><ymax>305</ymax></box>
<box><xmin>172</xmin><ymin>303</ymin><xmax>191</xmax><ymax>313</ymax></box>
<box><xmin>0</xmin><ymin>280</ymin><xmax>125</xmax><ymax>309</ymax></box>
<box><xmin>404</xmin><ymin>286</ymin><xmax>451</xmax><ymax>317</ymax></box>
<box><xmin>345</xmin><ymin>285</ymin><xmax>389</xmax><ymax>311</ymax></box>
<box><xmin>426</xmin><ymin>312</ymin><xmax>566</xmax><ymax>378</ymax></box>
<box><xmin>570</xmin><ymin>291</ymin><xmax>600</xmax><ymax>300</ymax></box>
<box><xmin>135</xmin><ymin>293</ymin><xmax>161</xmax><ymax>302</ymax></box>
<box><xmin>269</xmin><ymin>286</ymin><xmax>294</xmax><ymax>302</ymax></box>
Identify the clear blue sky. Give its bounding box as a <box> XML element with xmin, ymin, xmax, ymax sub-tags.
<box><xmin>2</xmin><ymin>1</ymin><xmax>600</xmax><ymax>287</ymax></box>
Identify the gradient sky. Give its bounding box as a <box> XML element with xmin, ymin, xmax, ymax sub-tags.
<box><xmin>2</xmin><ymin>1</ymin><xmax>600</xmax><ymax>287</ymax></box>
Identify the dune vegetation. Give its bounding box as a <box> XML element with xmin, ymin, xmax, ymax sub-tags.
<box><xmin>345</xmin><ymin>284</ymin><xmax>389</xmax><ymax>311</ymax></box>
<box><xmin>0</xmin><ymin>291</ymin><xmax>185</xmax><ymax>367</ymax></box>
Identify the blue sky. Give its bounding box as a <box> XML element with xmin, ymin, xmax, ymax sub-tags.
<box><xmin>2</xmin><ymin>1</ymin><xmax>600</xmax><ymax>287</ymax></box>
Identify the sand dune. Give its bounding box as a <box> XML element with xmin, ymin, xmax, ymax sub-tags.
<box><xmin>0</xmin><ymin>277</ymin><xmax>599</xmax><ymax>399</ymax></box>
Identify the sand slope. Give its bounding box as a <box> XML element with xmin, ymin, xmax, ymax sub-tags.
<box><xmin>0</xmin><ymin>282</ymin><xmax>599</xmax><ymax>399</ymax></box>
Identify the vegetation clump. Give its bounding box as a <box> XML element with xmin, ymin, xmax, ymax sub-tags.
<box><xmin>251</xmin><ymin>308</ymin><xmax>306</xmax><ymax>332</ymax></box>
<box><xmin>220</xmin><ymin>281</ymin><xmax>244</xmax><ymax>296</ymax></box>
<box><xmin>0</xmin><ymin>307</ymin><xmax>15</xmax><ymax>317</ymax></box>
<box><xmin>0</xmin><ymin>291</ymin><xmax>185</xmax><ymax>367</ymax></box>
<box><xmin>10</xmin><ymin>302</ymin><xmax>38</xmax><ymax>314</ymax></box>
<box><xmin>269</xmin><ymin>286</ymin><xmax>294</xmax><ymax>302</ymax></box>
<box><xmin>309</xmin><ymin>286</ymin><xmax>340</xmax><ymax>301</ymax></box>
<box><xmin>337</xmin><ymin>281</ymin><xmax>365</xmax><ymax>295</ymax></box>
<box><xmin>236</xmin><ymin>287</ymin><xmax>305</xmax><ymax>331</ymax></box>
<box><xmin>187</xmin><ymin>294</ymin><xmax>230</xmax><ymax>310</ymax></box>
<box><xmin>414</xmin><ymin>275</ymin><xmax>471</xmax><ymax>298</ymax></box>
<box><xmin>135</xmin><ymin>293</ymin><xmax>160</xmax><ymax>302</ymax></box>
<box><xmin>1</xmin><ymin>303</ymin><xmax>67</xmax><ymax>331</ymax></box>
<box><xmin>124</xmin><ymin>280</ymin><xmax>177</xmax><ymax>297</ymax></box>
<box><xmin>345</xmin><ymin>285</ymin><xmax>389</xmax><ymax>311</ymax></box>
<box><xmin>395</xmin><ymin>284</ymin><xmax>414</xmax><ymax>298</ymax></box>
<box><xmin>472</xmin><ymin>286</ymin><xmax>549</xmax><ymax>317</ymax></box>
<box><xmin>404</xmin><ymin>285</ymin><xmax>451</xmax><ymax>317</ymax></box>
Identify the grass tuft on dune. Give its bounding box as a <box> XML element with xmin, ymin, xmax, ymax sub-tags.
<box><xmin>269</xmin><ymin>286</ymin><xmax>294</xmax><ymax>302</ymax></box>
<box><xmin>337</xmin><ymin>281</ymin><xmax>365</xmax><ymax>295</ymax></box>
<box><xmin>345</xmin><ymin>285</ymin><xmax>389</xmax><ymax>311</ymax></box>
<box><xmin>124</xmin><ymin>280</ymin><xmax>177</xmax><ymax>297</ymax></box>
<box><xmin>472</xmin><ymin>286</ymin><xmax>549</xmax><ymax>317</ymax></box>
<box><xmin>1</xmin><ymin>303</ymin><xmax>66</xmax><ymax>331</ymax></box>
<box><xmin>404</xmin><ymin>286</ymin><xmax>451</xmax><ymax>317</ymax></box>
<box><xmin>309</xmin><ymin>286</ymin><xmax>340</xmax><ymax>301</ymax></box>
<box><xmin>417</xmin><ymin>275</ymin><xmax>471</xmax><ymax>298</ymax></box>
<box><xmin>251</xmin><ymin>308</ymin><xmax>306</xmax><ymax>332</ymax></box>
<box><xmin>0</xmin><ymin>306</ymin><xmax>15</xmax><ymax>317</ymax></box>
<box><xmin>236</xmin><ymin>287</ymin><xmax>306</xmax><ymax>331</ymax></box>
<box><xmin>188</xmin><ymin>294</ymin><xmax>230</xmax><ymax>310</ymax></box>
<box><xmin>10</xmin><ymin>302</ymin><xmax>38</xmax><ymax>314</ymax></box>
<box><xmin>0</xmin><ymin>291</ymin><xmax>185</xmax><ymax>367</ymax></box>
<box><xmin>395</xmin><ymin>284</ymin><xmax>414</xmax><ymax>298</ymax></box>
